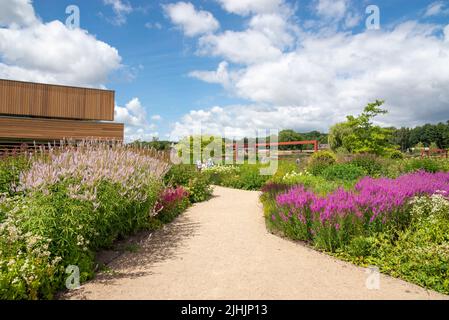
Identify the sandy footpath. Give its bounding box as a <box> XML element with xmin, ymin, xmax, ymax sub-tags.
<box><xmin>63</xmin><ymin>186</ymin><xmax>447</xmax><ymax>300</ymax></box>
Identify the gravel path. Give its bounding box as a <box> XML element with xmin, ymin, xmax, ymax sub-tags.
<box><xmin>64</xmin><ymin>186</ymin><xmax>447</xmax><ymax>300</ymax></box>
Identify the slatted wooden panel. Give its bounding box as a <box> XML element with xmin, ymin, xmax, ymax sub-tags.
<box><xmin>0</xmin><ymin>117</ymin><xmax>124</xmax><ymax>141</ymax></box>
<box><xmin>0</xmin><ymin>79</ymin><xmax>115</xmax><ymax>121</ymax></box>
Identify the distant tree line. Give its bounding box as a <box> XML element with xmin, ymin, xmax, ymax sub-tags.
<box><xmin>130</xmin><ymin>138</ymin><xmax>172</xmax><ymax>151</ymax></box>
<box><xmin>129</xmin><ymin>115</ymin><xmax>449</xmax><ymax>155</ymax></box>
<box><xmin>390</xmin><ymin>121</ymin><xmax>449</xmax><ymax>151</ymax></box>
<box><xmin>277</xmin><ymin>129</ymin><xmax>329</xmax><ymax>150</ymax></box>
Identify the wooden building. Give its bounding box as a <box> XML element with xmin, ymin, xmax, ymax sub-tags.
<box><xmin>0</xmin><ymin>79</ymin><xmax>124</xmax><ymax>153</ymax></box>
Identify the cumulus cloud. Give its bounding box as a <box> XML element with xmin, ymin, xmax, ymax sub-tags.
<box><xmin>197</xmin><ymin>12</ymin><xmax>296</xmax><ymax>65</ymax></box>
<box><xmin>115</xmin><ymin>98</ymin><xmax>159</xmax><ymax>142</ymax></box>
<box><xmin>189</xmin><ymin>61</ymin><xmax>233</xmax><ymax>88</ymax></box>
<box><xmin>169</xmin><ymin>104</ymin><xmax>330</xmax><ymax>140</ymax></box>
<box><xmin>0</xmin><ymin>0</ymin><xmax>38</xmax><ymax>27</ymax></box>
<box><xmin>103</xmin><ymin>0</ymin><xmax>133</xmax><ymax>26</ymax></box>
<box><xmin>172</xmin><ymin>1</ymin><xmax>449</xmax><ymax>138</ymax></box>
<box><xmin>315</xmin><ymin>0</ymin><xmax>348</xmax><ymax>20</ymax></box>
<box><xmin>0</xmin><ymin>1</ymin><xmax>121</xmax><ymax>88</ymax></box>
<box><xmin>163</xmin><ymin>2</ymin><xmax>219</xmax><ymax>37</ymax></box>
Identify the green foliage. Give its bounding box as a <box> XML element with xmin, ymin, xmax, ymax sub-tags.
<box><xmin>204</xmin><ymin>163</ymin><xmax>281</xmax><ymax>191</ymax></box>
<box><xmin>392</xmin><ymin>121</ymin><xmax>449</xmax><ymax>151</ymax></box>
<box><xmin>320</xmin><ymin>163</ymin><xmax>367</xmax><ymax>181</ymax></box>
<box><xmin>349</xmin><ymin>153</ymin><xmax>384</xmax><ymax>176</ymax></box>
<box><xmin>0</xmin><ymin>177</ymin><xmax>162</xmax><ymax>299</ymax></box>
<box><xmin>339</xmin><ymin>194</ymin><xmax>449</xmax><ymax>294</ymax></box>
<box><xmin>0</xmin><ymin>143</ymin><xmax>196</xmax><ymax>300</ymax></box>
<box><xmin>235</xmin><ymin>164</ymin><xmax>271</xmax><ymax>190</ymax></box>
<box><xmin>403</xmin><ymin>158</ymin><xmax>446</xmax><ymax>173</ymax></box>
<box><xmin>346</xmin><ymin>236</ymin><xmax>375</xmax><ymax>258</ymax></box>
<box><xmin>307</xmin><ymin>151</ymin><xmax>337</xmax><ymax>175</ymax></box>
<box><xmin>175</xmin><ymin>135</ymin><xmax>224</xmax><ymax>163</ymax></box>
<box><xmin>389</xmin><ymin>150</ymin><xmax>404</xmax><ymax>160</ymax></box>
<box><xmin>130</xmin><ymin>139</ymin><xmax>172</xmax><ymax>151</ymax></box>
<box><xmin>430</xmin><ymin>142</ymin><xmax>439</xmax><ymax>150</ymax></box>
<box><xmin>274</xmin><ymin>172</ymin><xmax>354</xmax><ymax>195</ymax></box>
<box><xmin>164</xmin><ymin>165</ymin><xmax>213</xmax><ymax>203</ymax></box>
<box><xmin>328</xmin><ymin>122</ymin><xmax>353</xmax><ymax>151</ymax></box>
<box><xmin>329</xmin><ymin>100</ymin><xmax>396</xmax><ymax>155</ymax></box>
<box><xmin>278</xmin><ymin>129</ymin><xmax>303</xmax><ymax>150</ymax></box>
<box><xmin>164</xmin><ymin>164</ymin><xmax>197</xmax><ymax>186</ymax></box>
<box><xmin>187</xmin><ymin>175</ymin><xmax>213</xmax><ymax>203</ymax></box>
<box><xmin>311</xmin><ymin>150</ymin><xmax>337</xmax><ymax>163</ymax></box>
<box><xmin>0</xmin><ymin>156</ymin><xmax>30</xmax><ymax>195</ymax></box>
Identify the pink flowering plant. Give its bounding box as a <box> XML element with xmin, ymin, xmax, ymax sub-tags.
<box><xmin>155</xmin><ymin>186</ymin><xmax>190</xmax><ymax>223</ymax></box>
<box><xmin>0</xmin><ymin>141</ymin><xmax>171</xmax><ymax>299</ymax></box>
<box><xmin>270</xmin><ymin>171</ymin><xmax>449</xmax><ymax>252</ymax></box>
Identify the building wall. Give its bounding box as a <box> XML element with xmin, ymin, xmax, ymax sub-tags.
<box><xmin>0</xmin><ymin>79</ymin><xmax>115</xmax><ymax>121</ymax></box>
<box><xmin>0</xmin><ymin>117</ymin><xmax>124</xmax><ymax>141</ymax></box>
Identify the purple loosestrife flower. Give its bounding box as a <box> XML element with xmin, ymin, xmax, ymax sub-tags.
<box><xmin>274</xmin><ymin>171</ymin><xmax>449</xmax><ymax>228</ymax></box>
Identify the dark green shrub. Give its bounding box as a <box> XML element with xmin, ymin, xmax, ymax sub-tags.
<box><xmin>307</xmin><ymin>151</ymin><xmax>337</xmax><ymax>176</ymax></box>
<box><xmin>403</xmin><ymin>158</ymin><xmax>442</xmax><ymax>173</ymax></box>
<box><xmin>187</xmin><ymin>175</ymin><xmax>213</xmax><ymax>203</ymax></box>
<box><xmin>164</xmin><ymin>164</ymin><xmax>213</xmax><ymax>203</ymax></box>
<box><xmin>389</xmin><ymin>150</ymin><xmax>404</xmax><ymax>160</ymax></box>
<box><xmin>348</xmin><ymin>153</ymin><xmax>383</xmax><ymax>176</ymax></box>
<box><xmin>321</xmin><ymin>163</ymin><xmax>367</xmax><ymax>181</ymax></box>
<box><xmin>163</xmin><ymin>164</ymin><xmax>197</xmax><ymax>186</ymax></box>
<box><xmin>235</xmin><ymin>164</ymin><xmax>270</xmax><ymax>190</ymax></box>
<box><xmin>310</xmin><ymin>150</ymin><xmax>337</xmax><ymax>163</ymax></box>
<box><xmin>346</xmin><ymin>236</ymin><xmax>375</xmax><ymax>257</ymax></box>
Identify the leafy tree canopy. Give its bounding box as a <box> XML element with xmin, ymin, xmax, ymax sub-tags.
<box><xmin>328</xmin><ymin>100</ymin><xmax>396</xmax><ymax>155</ymax></box>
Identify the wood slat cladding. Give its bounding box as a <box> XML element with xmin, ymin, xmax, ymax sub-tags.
<box><xmin>0</xmin><ymin>117</ymin><xmax>124</xmax><ymax>141</ymax></box>
<box><xmin>0</xmin><ymin>79</ymin><xmax>115</xmax><ymax>121</ymax></box>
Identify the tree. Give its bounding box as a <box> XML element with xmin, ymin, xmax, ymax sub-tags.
<box><xmin>328</xmin><ymin>122</ymin><xmax>353</xmax><ymax>151</ymax></box>
<box><xmin>328</xmin><ymin>100</ymin><xmax>396</xmax><ymax>155</ymax></box>
<box><xmin>278</xmin><ymin>129</ymin><xmax>303</xmax><ymax>150</ymax></box>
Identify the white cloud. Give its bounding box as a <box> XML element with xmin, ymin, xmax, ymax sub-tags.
<box><xmin>115</xmin><ymin>98</ymin><xmax>159</xmax><ymax>142</ymax></box>
<box><xmin>198</xmin><ymin>30</ymin><xmax>284</xmax><ymax>64</ymax></box>
<box><xmin>173</xmin><ymin>15</ymin><xmax>449</xmax><ymax>138</ymax></box>
<box><xmin>424</xmin><ymin>1</ymin><xmax>449</xmax><ymax>17</ymax></box>
<box><xmin>0</xmin><ymin>19</ymin><xmax>121</xmax><ymax>87</ymax></box>
<box><xmin>151</xmin><ymin>115</ymin><xmax>162</xmax><ymax>121</ymax></box>
<box><xmin>163</xmin><ymin>2</ymin><xmax>219</xmax><ymax>37</ymax></box>
<box><xmin>315</xmin><ymin>0</ymin><xmax>348</xmax><ymax>20</ymax></box>
<box><xmin>216</xmin><ymin>0</ymin><xmax>285</xmax><ymax>16</ymax></box>
<box><xmin>170</xmin><ymin>104</ymin><xmax>331</xmax><ymax>140</ymax></box>
<box><xmin>195</xmin><ymin>4</ymin><xmax>297</xmax><ymax>65</ymax></box>
<box><xmin>103</xmin><ymin>0</ymin><xmax>133</xmax><ymax>25</ymax></box>
<box><xmin>189</xmin><ymin>61</ymin><xmax>233</xmax><ymax>87</ymax></box>
<box><xmin>0</xmin><ymin>0</ymin><xmax>38</xmax><ymax>27</ymax></box>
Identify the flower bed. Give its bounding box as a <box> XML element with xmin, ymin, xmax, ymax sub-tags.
<box><xmin>0</xmin><ymin>142</ymin><xmax>173</xmax><ymax>299</ymax></box>
<box><xmin>271</xmin><ymin>171</ymin><xmax>449</xmax><ymax>251</ymax></box>
<box><xmin>263</xmin><ymin>171</ymin><xmax>449</xmax><ymax>294</ymax></box>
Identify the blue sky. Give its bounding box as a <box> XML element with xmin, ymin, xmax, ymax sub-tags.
<box><xmin>1</xmin><ymin>0</ymin><xmax>449</xmax><ymax>141</ymax></box>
